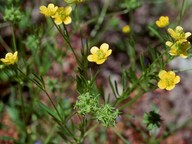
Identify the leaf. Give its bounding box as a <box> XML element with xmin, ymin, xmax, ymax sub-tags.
<box><xmin>37</xmin><ymin>102</ymin><xmax>61</xmax><ymax>122</ymax></box>
<box><xmin>148</xmin><ymin>25</ymin><xmax>163</xmax><ymax>42</ymax></box>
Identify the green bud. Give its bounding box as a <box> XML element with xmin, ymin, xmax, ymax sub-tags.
<box><xmin>95</xmin><ymin>104</ymin><xmax>119</xmax><ymax>127</ymax></box>
<box><xmin>3</xmin><ymin>7</ymin><xmax>22</xmax><ymax>23</ymax></box>
<box><xmin>143</xmin><ymin>111</ymin><xmax>162</xmax><ymax>130</ymax></box>
<box><xmin>25</xmin><ymin>35</ymin><xmax>40</xmax><ymax>50</ymax></box>
<box><xmin>75</xmin><ymin>92</ymin><xmax>99</xmax><ymax>115</ymax></box>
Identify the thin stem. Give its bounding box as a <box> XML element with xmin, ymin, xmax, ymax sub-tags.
<box><xmin>178</xmin><ymin>0</ymin><xmax>185</xmax><ymax>25</ymax></box>
<box><xmin>16</xmin><ymin>67</ymin><xmax>63</xmax><ymax>122</ymax></box>
<box><xmin>52</xmin><ymin>19</ymin><xmax>80</xmax><ymax>64</ymax></box>
<box><xmin>18</xmin><ymin>84</ymin><xmax>28</xmax><ymax>140</ymax></box>
<box><xmin>81</xmin><ymin>9</ymin><xmax>129</xmax><ymax>28</ymax></box>
<box><xmin>63</xmin><ymin>23</ymin><xmax>69</xmax><ymax>38</ymax></box>
<box><xmin>90</xmin><ymin>0</ymin><xmax>109</xmax><ymax>37</ymax></box>
<box><xmin>174</xmin><ymin>68</ymin><xmax>192</xmax><ymax>73</ymax></box>
<box><xmin>16</xmin><ymin>67</ymin><xmax>76</xmax><ymax>141</ymax></box>
<box><xmin>11</xmin><ymin>24</ymin><xmax>17</xmax><ymax>51</ymax></box>
<box><xmin>0</xmin><ymin>36</ymin><xmax>12</xmax><ymax>52</ymax></box>
<box><xmin>44</xmin><ymin>123</ymin><xmax>57</xmax><ymax>144</ymax></box>
<box><xmin>112</xmin><ymin>127</ymin><xmax>130</xmax><ymax>144</ymax></box>
<box><xmin>114</xmin><ymin>50</ymin><xmax>168</xmax><ymax>107</ymax></box>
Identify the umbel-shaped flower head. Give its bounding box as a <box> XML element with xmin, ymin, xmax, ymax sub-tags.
<box><xmin>158</xmin><ymin>70</ymin><xmax>180</xmax><ymax>91</ymax></box>
<box><xmin>1</xmin><ymin>51</ymin><xmax>18</xmax><ymax>65</ymax></box>
<box><xmin>87</xmin><ymin>43</ymin><xmax>112</xmax><ymax>64</ymax></box>
<box><xmin>156</xmin><ymin>16</ymin><xmax>169</xmax><ymax>28</ymax></box>
<box><xmin>40</xmin><ymin>3</ymin><xmax>58</xmax><ymax>17</ymax></box>
<box><xmin>166</xmin><ymin>41</ymin><xmax>191</xmax><ymax>58</ymax></box>
<box><xmin>143</xmin><ymin>111</ymin><xmax>162</xmax><ymax>130</ymax></box>
<box><xmin>168</xmin><ymin>26</ymin><xmax>191</xmax><ymax>42</ymax></box>
<box><xmin>53</xmin><ymin>6</ymin><xmax>72</xmax><ymax>25</ymax></box>
<box><xmin>95</xmin><ymin>104</ymin><xmax>119</xmax><ymax>127</ymax></box>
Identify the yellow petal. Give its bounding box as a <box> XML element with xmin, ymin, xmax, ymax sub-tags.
<box><xmin>185</xmin><ymin>32</ymin><xmax>191</xmax><ymax>39</ymax></box>
<box><xmin>174</xmin><ymin>76</ymin><xmax>180</xmax><ymax>84</ymax></box>
<box><xmin>155</xmin><ymin>21</ymin><xmax>161</xmax><ymax>27</ymax></box>
<box><xmin>0</xmin><ymin>58</ymin><xmax>7</xmax><ymax>63</ymax></box>
<box><xmin>166</xmin><ymin>85</ymin><xmax>175</xmax><ymax>91</ymax></box>
<box><xmin>105</xmin><ymin>49</ymin><xmax>112</xmax><ymax>57</ymax></box>
<box><xmin>166</xmin><ymin>41</ymin><xmax>173</xmax><ymax>47</ymax></box>
<box><xmin>158</xmin><ymin>80</ymin><xmax>166</xmax><ymax>89</ymax></box>
<box><xmin>176</xmin><ymin>26</ymin><xmax>183</xmax><ymax>31</ymax></box>
<box><xmin>48</xmin><ymin>3</ymin><xmax>55</xmax><ymax>8</ymax></box>
<box><xmin>87</xmin><ymin>55</ymin><xmax>97</xmax><ymax>62</ymax></box>
<box><xmin>168</xmin><ymin>71</ymin><xmax>175</xmax><ymax>77</ymax></box>
<box><xmin>54</xmin><ymin>18</ymin><xmax>62</xmax><ymax>25</ymax></box>
<box><xmin>65</xmin><ymin>6</ymin><xmax>72</xmax><ymax>15</ymax></box>
<box><xmin>158</xmin><ymin>70</ymin><xmax>167</xmax><ymax>79</ymax></box>
<box><xmin>64</xmin><ymin>16</ymin><xmax>72</xmax><ymax>25</ymax></box>
<box><xmin>96</xmin><ymin>59</ymin><xmax>106</xmax><ymax>64</ymax></box>
<box><xmin>100</xmin><ymin>43</ymin><xmax>109</xmax><ymax>53</ymax></box>
<box><xmin>180</xmin><ymin>54</ymin><xmax>188</xmax><ymax>58</ymax></box>
<box><xmin>169</xmin><ymin>48</ymin><xmax>177</xmax><ymax>56</ymax></box>
<box><xmin>40</xmin><ymin>6</ymin><xmax>46</xmax><ymax>12</ymax></box>
<box><xmin>13</xmin><ymin>51</ymin><xmax>18</xmax><ymax>57</ymax></box>
<box><xmin>90</xmin><ymin>46</ymin><xmax>99</xmax><ymax>54</ymax></box>
<box><xmin>167</xmin><ymin>28</ymin><xmax>175</xmax><ymax>36</ymax></box>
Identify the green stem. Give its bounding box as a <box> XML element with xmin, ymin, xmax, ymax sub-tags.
<box><xmin>174</xmin><ymin>68</ymin><xmax>192</xmax><ymax>73</ymax></box>
<box><xmin>112</xmin><ymin>127</ymin><xmax>130</xmax><ymax>144</ymax></box>
<box><xmin>18</xmin><ymin>84</ymin><xmax>28</xmax><ymax>141</ymax></box>
<box><xmin>16</xmin><ymin>67</ymin><xmax>62</xmax><ymax>121</ymax></box>
<box><xmin>16</xmin><ymin>67</ymin><xmax>76</xmax><ymax>141</ymax></box>
<box><xmin>115</xmin><ymin>50</ymin><xmax>168</xmax><ymax>107</ymax></box>
<box><xmin>178</xmin><ymin>0</ymin><xmax>185</xmax><ymax>25</ymax></box>
<box><xmin>52</xmin><ymin>19</ymin><xmax>80</xmax><ymax>64</ymax></box>
<box><xmin>119</xmin><ymin>89</ymin><xmax>144</xmax><ymax>110</ymax></box>
<box><xmin>44</xmin><ymin>123</ymin><xmax>57</xmax><ymax>144</ymax></box>
<box><xmin>11</xmin><ymin>24</ymin><xmax>17</xmax><ymax>51</ymax></box>
<box><xmin>90</xmin><ymin>0</ymin><xmax>109</xmax><ymax>37</ymax></box>
<box><xmin>81</xmin><ymin>9</ymin><xmax>129</xmax><ymax>28</ymax></box>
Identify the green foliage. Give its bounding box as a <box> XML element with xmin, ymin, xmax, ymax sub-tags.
<box><xmin>95</xmin><ymin>104</ymin><xmax>119</xmax><ymax>127</ymax></box>
<box><xmin>3</xmin><ymin>6</ymin><xmax>22</xmax><ymax>23</ymax></box>
<box><xmin>143</xmin><ymin>111</ymin><xmax>162</xmax><ymax>130</ymax></box>
<box><xmin>75</xmin><ymin>92</ymin><xmax>99</xmax><ymax>115</ymax></box>
<box><xmin>0</xmin><ymin>0</ymin><xmax>191</xmax><ymax>143</ymax></box>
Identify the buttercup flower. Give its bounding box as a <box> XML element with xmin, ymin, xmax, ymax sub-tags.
<box><xmin>156</xmin><ymin>16</ymin><xmax>169</xmax><ymax>28</ymax></box>
<box><xmin>168</xmin><ymin>26</ymin><xmax>191</xmax><ymax>42</ymax></box>
<box><xmin>157</xmin><ymin>70</ymin><xmax>180</xmax><ymax>91</ymax></box>
<box><xmin>53</xmin><ymin>6</ymin><xmax>72</xmax><ymax>25</ymax></box>
<box><xmin>122</xmin><ymin>25</ymin><xmax>131</xmax><ymax>33</ymax></box>
<box><xmin>166</xmin><ymin>41</ymin><xmax>190</xmax><ymax>58</ymax></box>
<box><xmin>40</xmin><ymin>3</ymin><xmax>58</xmax><ymax>17</ymax></box>
<box><xmin>87</xmin><ymin>43</ymin><xmax>112</xmax><ymax>64</ymax></box>
<box><xmin>1</xmin><ymin>51</ymin><xmax>18</xmax><ymax>65</ymax></box>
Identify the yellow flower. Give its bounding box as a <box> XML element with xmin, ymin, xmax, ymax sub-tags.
<box><xmin>122</xmin><ymin>25</ymin><xmax>131</xmax><ymax>33</ymax></box>
<box><xmin>53</xmin><ymin>6</ymin><xmax>72</xmax><ymax>25</ymax></box>
<box><xmin>158</xmin><ymin>70</ymin><xmax>180</xmax><ymax>91</ymax></box>
<box><xmin>87</xmin><ymin>43</ymin><xmax>112</xmax><ymax>64</ymax></box>
<box><xmin>0</xmin><ymin>51</ymin><xmax>18</xmax><ymax>65</ymax></box>
<box><xmin>156</xmin><ymin>16</ymin><xmax>169</xmax><ymax>28</ymax></box>
<box><xmin>166</xmin><ymin>41</ymin><xmax>190</xmax><ymax>58</ymax></box>
<box><xmin>168</xmin><ymin>26</ymin><xmax>191</xmax><ymax>42</ymax></box>
<box><xmin>40</xmin><ymin>3</ymin><xmax>58</xmax><ymax>17</ymax></box>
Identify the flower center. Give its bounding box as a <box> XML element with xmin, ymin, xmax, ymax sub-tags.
<box><xmin>57</xmin><ymin>8</ymin><xmax>67</xmax><ymax>19</ymax></box>
<box><xmin>96</xmin><ymin>50</ymin><xmax>105</xmax><ymax>60</ymax></box>
<box><xmin>165</xmin><ymin>78</ymin><xmax>173</xmax><ymax>87</ymax></box>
